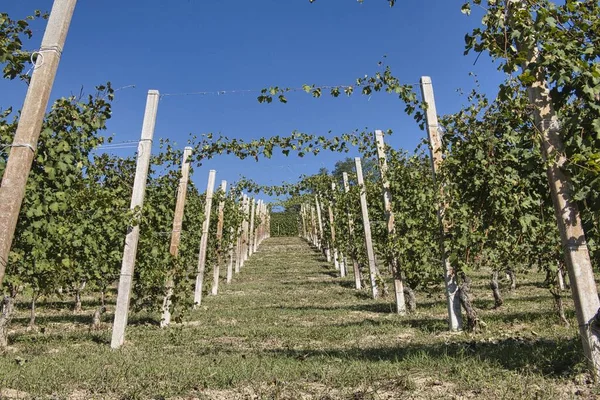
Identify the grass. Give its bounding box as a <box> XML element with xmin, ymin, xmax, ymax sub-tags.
<box><xmin>0</xmin><ymin>237</ymin><xmax>597</xmax><ymax>399</ymax></box>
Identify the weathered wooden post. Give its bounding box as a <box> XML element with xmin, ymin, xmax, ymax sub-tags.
<box><xmin>211</xmin><ymin>180</ymin><xmax>227</xmax><ymax>296</ymax></box>
<box><xmin>253</xmin><ymin>200</ymin><xmax>261</xmax><ymax>252</ymax></box>
<box><xmin>355</xmin><ymin>157</ymin><xmax>379</xmax><ymax>299</ymax></box>
<box><xmin>375</xmin><ymin>130</ymin><xmax>406</xmax><ymax>315</ymax></box>
<box><xmin>248</xmin><ymin>198</ymin><xmax>256</xmax><ymax>256</ymax></box>
<box><xmin>227</xmin><ymin>225</ymin><xmax>235</xmax><ymax>283</ymax></box>
<box><xmin>517</xmin><ymin>36</ymin><xmax>600</xmax><ymax>372</ymax></box>
<box><xmin>193</xmin><ymin>170</ymin><xmax>216</xmax><ymax>307</ymax></box>
<box><xmin>343</xmin><ymin>172</ymin><xmax>362</xmax><ymax>290</ymax></box>
<box><xmin>234</xmin><ymin>224</ymin><xmax>242</xmax><ymax>274</ymax></box>
<box><xmin>260</xmin><ymin>202</ymin><xmax>267</xmax><ymax>245</ymax></box>
<box><xmin>242</xmin><ymin>195</ymin><xmax>250</xmax><ymax>264</ymax></box>
<box><xmin>315</xmin><ymin>195</ymin><xmax>327</xmax><ymax>259</ymax></box>
<box><xmin>328</xmin><ymin>182</ymin><xmax>341</xmax><ymax>273</ymax></box>
<box><xmin>301</xmin><ymin>204</ymin><xmax>308</xmax><ymax>240</ymax></box>
<box><xmin>161</xmin><ymin>146</ymin><xmax>193</xmax><ymax>327</ymax></box>
<box><xmin>111</xmin><ymin>90</ymin><xmax>160</xmax><ymax>349</ymax></box>
<box><xmin>238</xmin><ymin>195</ymin><xmax>247</xmax><ymax>267</ymax></box>
<box><xmin>420</xmin><ymin>77</ymin><xmax>462</xmax><ymax>330</ymax></box>
<box><xmin>311</xmin><ymin>205</ymin><xmax>318</xmax><ymax>247</ymax></box>
<box><xmin>0</xmin><ymin>0</ymin><xmax>78</xmax><ymax>286</ymax></box>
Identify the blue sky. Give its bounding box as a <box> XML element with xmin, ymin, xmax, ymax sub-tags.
<box><xmin>1</xmin><ymin>0</ymin><xmax>503</xmax><ymax>201</ymax></box>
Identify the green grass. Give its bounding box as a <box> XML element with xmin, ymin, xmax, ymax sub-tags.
<box><xmin>0</xmin><ymin>237</ymin><xmax>597</xmax><ymax>399</ymax></box>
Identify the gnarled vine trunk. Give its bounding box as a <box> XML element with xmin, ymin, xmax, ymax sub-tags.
<box><xmin>550</xmin><ymin>288</ymin><xmax>570</xmax><ymax>327</ymax></box>
<box><xmin>27</xmin><ymin>291</ymin><xmax>39</xmax><ymax>331</ymax></box>
<box><xmin>458</xmin><ymin>272</ymin><xmax>479</xmax><ymax>332</ymax></box>
<box><xmin>73</xmin><ymin>281</ymin><xmax>86</xmax><ymax>313</ymax></box>
<box><xmin>0</xmin><ymin>290</ymin><xmax>18</xmax><ymax>349</ymax></box>
<box><xmin>506</xmin><ymin>268</ymin><xmax>516</xmax><ymax>291</ymax></box>
<box><xmin>490</xmin><ymin>271</ymin><xmax>503</xmax><ymax>308</ymax></box>
<box><xmin>403</xmin><ymin>286</ymin><xmax>417</xmax><ymax>313</ymax></box>
<box><xmin>91</xmin><ymin>306</ymin><xmax>107</xmax><ymax>331</ymax></box>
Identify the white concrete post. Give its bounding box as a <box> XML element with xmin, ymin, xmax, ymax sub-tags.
<box><xmin>111</xmin><ymin>90</ymin><xmax>160</xmax><ymax>348</ymax></box>
<box><xmin>193</xmin><ymin>170</ymin><xmax>217</xmax><ymax>307</ymax></box>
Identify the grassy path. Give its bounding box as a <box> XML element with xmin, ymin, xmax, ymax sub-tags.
<box><xmin>0</xmin><ymin>237</ymin><xmax>595</xmax><ymax>399</ymax></box>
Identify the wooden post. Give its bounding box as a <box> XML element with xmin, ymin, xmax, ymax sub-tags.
<box><xmin>420</xmin><ymin>77</ymin><xmax>462</xmax><ymax>331</ymax></box>
<box><xmin>301</xmin><ymin>204</ymin><xmax>308</xmax><ymax>240</ymax></box>
<box><xmin>315</xmin><ymin>196</ymin><xmax>325</xmax><ymax>254</ymax></box>
<box><xmin>0</xmin><ymin>0</ymin><xmax>78</xmax><ymax>286</ymax></box>
<box><xmin>305</xmin><ymin>204</ymin><xmax>312</xmax><ymax>242</ymax></box>
<box><xmin>266</xmin><ymin>206</ymin><xmax>271</xmax><ymax>240</ymax></box>
<box><xmin>343</xmin><ymin>172</ymin><xmax>362</xmax><ymax>290</ymax></box>
<box><xmin>238</xmin><ymin>195</ymin><xmax>246</xmax><ymax>268</ymax></box>
<box><xmin>519</xmin><ymin>44</ymin><xmax>600</xmax><ymax>373</ymax></box>
<box><xmin>226</xmin><ymin>226</ymin><xmax>235</xmax><ymax>283</ymax></box>
<box><xmin>299</xmin><ymin>204</ymin><xmax>304</xmax><ymax>238</ymax></box>
<box><xmin>241</xmin><ymin>195</ymin><xmax>250</xmax><ymax>265</ymax></box>
<box><xmin>305</xmin><ymin>203</ymin><xmax>311</xmax><ymax>242</ymax></box>
<box><xmin>111</xmin><ymin>90</ymin><xmax>160</xmax><ymax>349</ymax></box>
<box><xmin>211</xmin><ymin>180</ymin><xmax>227</xmax><ymax>296</ymax></box>
<box><xmin>260</xmin><ymin>202</ymin><xmax>267</xmax><ymax>245</ymax></box>
<box><xmin>248</xmin><ymin>198</ymin><xmax>256</xmax><ymax>256</ymax></box>
<box><xmin>328</xmin><ymin>183</ymin><xmax>341</xmax><ymax>273</ymax></box>
<box><xmin>303</xmin><ymin>204</ymin><xmax>309</xmax><ymax>241</ymax></box>
<box><xmin>253</xmin><ymin>200</ymin><xmax>261</xmax><ymax>253</ymax></box>
<box><xmin>355</xmin><ymin>157</ymin><xmax>379</xmax><ymax>299</ymax></box>
<box><xmin>311</xmin><ymin>205</ymin><xmax>318</xmax><ymax>247</ymax></box>
<box><xmin>193</xmin><ymin>170</ymin><xmax>216</xmax><ymax>307</ymax></box>
<box><xmin>234</xmin><ymin>224</ymin><xmax>242</xmax><ymax>274</ymax></box>
<box><xmin>375</xmin><ymin>130</ymin><xmax>406</xmax><ymax>315</ymax></box>
<box><xmin>161</xmin><ymin>146</ymin><xmax>193</xmax><ymax>327</ymax></box>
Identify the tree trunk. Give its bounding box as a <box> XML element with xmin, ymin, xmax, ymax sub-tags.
<box><xmin>375</xmin><ymin>265</ymin><xmax>388</xmax><ymax>297</ymax></box>
<box><xmin>506</xmin><ymin>268</ymin><xmax>516</xmax><ymax>291</ymax></box>
<box><xmin>27</xmin><ymin>292</ymin><xmax>39</xmax><ymax>331</ymax></box>
<box><xmin>550</xmin><ymin>288</ymin><xmax>570</xmax><ymax>327</ymax></box>
<box><xmin>403</xmin><ymin>286</ymin><xmax>417</xmax><ymax>313</ymax></box>
<box><xmin>74</xmin><ymin>290</ymin><xmax>82</xmax><ymax>313</ymax></box>
<box><xmin>557</xmin><ymin>262</ymin><xmax>568</xmax><ymax>291</ymax></box>
<box><xmin>73</xmin><ymin>281</ymin><xmax>86</xmax><ymax>313</ymax></box>
<box><xmin>458</xmin><ymin>272</ymin><xmax>479</xmax><ymax>332</ymax></box>
<box><xmin>352</xmin><ymin>258</ymin><xmax>362</xmax><ymax>290</ymax></box>
<box><xmin>490</xmin><ymin>271</ymin><xmax>503</xmax><ymax>308</ymax></box>
<box><xmin>0</xmin><ymin>293</ymin><xmax>16</xmax><ymax>349</ymax></box>
<box><xmin>91</xmin><ymin>306</ymin><xmax>107</xmax><ymax>331</ymax></box>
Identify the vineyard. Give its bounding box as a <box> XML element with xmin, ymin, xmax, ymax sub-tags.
<box><xmin>1</xmin><ymin>0</ymin><xmax>600</xmax><ymax>399</ymax></box>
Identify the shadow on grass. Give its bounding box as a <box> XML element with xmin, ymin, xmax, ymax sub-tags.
<box><xmin>9</xmin><ymin>329</ymin><xmax>108</xmax><ymax>346</ymax></box>
<box><xmin>12</xmin><ymin>313</ymin><xmax>93</xmax><ymax>326</ymax></box>
<box><xmin>515</xmin><ymin>280</ymin><xmax>549</xmax><ymax>290</ymax></box>
<box><xmin>321</xmin><ymin>269</ymin><xmax>339</xmax><ymax>278</ymax></box>
<box><xmin>353</xmin><ymin>291</ymin><xmax>375</xmax><ymax>300</ymax></box>
<box><xmin>346</xmin><ymin>302</ymin><xmax>397</xmax><ymax>314</ymax></box>
<box><xmin>16</xmin><ymin>298</ymin><xmax>116</xmax><ymax>312</ymax></box>
<box><xmin>271</xmin><ymin>302</ymin><xmax>416</xmax><ymax>316</ymax></box>
<box><xmin>337</xmin><ymin>280</ymin><xmax>358</xmax><ymax>289</ymax></box>
<box><xmin>483</xmin><ymin>309</ymin><xmax>575</xmax><ymax>325</ymax></box>
<box><xmin>413</xmin><ymin>300</ymin><xmax>445</xmax><ymax>311</ymax></box>
<box><xmin>328</xmin><ymin>315</ymin><xmax>448</xmax><ymax>334</ymax></box>
<box><xmin>128</xmin><ymin>314</ymin><xmax>160</xmax><ymax>327</ymax></box>
<box><xmin>265</xmin><ymin>335</ymin><xmax>583</xmax><ymax>377</ymax></box>
<box><xmin>503</xmin><ymin>295</ymin><xmax>555</xmax><ymax>303</ymax></box>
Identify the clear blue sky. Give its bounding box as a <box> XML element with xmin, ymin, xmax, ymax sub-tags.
<box><xmin>1</xmin><ymin>0</ymin><xmax>503</xmax><ymax>201</ymax></box>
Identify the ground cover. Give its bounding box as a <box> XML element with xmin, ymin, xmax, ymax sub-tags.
<box><xmin>0</xmin><ymin>237</ymin><xmax>596</xmax><ymax>399</ymax></box>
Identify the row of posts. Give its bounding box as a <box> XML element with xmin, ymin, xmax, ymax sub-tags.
<box><xmin>110</xmin><ymin>90</ymin><xmax>271</xmax><ymax>348</ymax></box>
<box><xmin>297</xmin><ymin>77</ymin><xmax>464</xmax><ymax>328</ymax></box>
<box><xmin>299</xmin><ymin>157</ymin><xmax>379</xmax><ymax>297</ymax></box>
